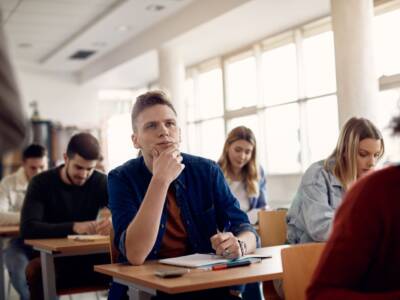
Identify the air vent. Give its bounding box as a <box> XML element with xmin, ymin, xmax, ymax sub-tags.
<box><xmin>69</xmin><ymin>50</ymin><xmax>96</xmax><ymax>60</ymax></box>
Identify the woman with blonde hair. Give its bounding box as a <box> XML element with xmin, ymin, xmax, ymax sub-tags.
<box><xmin>218</xmin><ymin>126</ymin><xmax>267</xmax><ymax>224</ymax></box>
<box><xmin>287</xmin><ymin>117</ymin><xmax>384</xmax><ymax>244</ymax></box>
<box><xmin>218</xmin><ymin>126</ymin><xmax>267</xmax><ymax>300</ymax></box>
<box><xmin>307</xmin><ymin>116</ymin><xmax>400</xmax><ymax>299</ymax></box>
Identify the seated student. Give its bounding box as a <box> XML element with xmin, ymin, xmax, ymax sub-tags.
<box><xmin>287</xmin><ymin>117</ymin><xmax>384</xmax><ymax>244</ymax></box>
<box><xmin>307</xmin><ymin>115</ymin><xmax>400</xmax><ymax>300</ymax></box>
<box><xmin>218</xmin><ymin>126</ymin><xmax>266</xmax><ymax>300</ymax></box>
<box><xmin>0</xmin><ymin>144</ymin><xmax>47</xmax><ymax>300</ymax></box>
<box><xmin>218</xmin><ymin>126</ymin><xmax>267</xmax><ymax>224</ymax></box>
<box><xmin>108</xmin><ymin>90</ymin><xmax>258</xmax><ymax>300</ymax></box>
<box><xmin>20</xmin><ymin>133</ymin><xmax>112</xmax><ymax>300</ymax></box>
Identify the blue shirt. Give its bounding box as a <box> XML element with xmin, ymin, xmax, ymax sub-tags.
<box><xmin>108</xmin><ymin>153</ymin><xmax>259</xmax><ymax>299</ymax></box>
<box><xmin>286</xmin><ymin>160</ymin><xmax>344</xmax><ymax>244</ymax></box>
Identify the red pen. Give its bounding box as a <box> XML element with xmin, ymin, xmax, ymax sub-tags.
<box><xmin>212</xmin><ymin>259</ymin><xmax>252</xmax><ymax>271</ymax></box>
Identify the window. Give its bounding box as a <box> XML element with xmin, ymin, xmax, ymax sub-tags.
<box><xmin>198</xmin><ymin>68</ymin><xmax>224</xmax><ymax>119</ymax></box>
<box><xmin>185</xmin><ymin>19</ymin><xmax>339</xmax><ymax>175</ymax></box>
<box><xmin>305</xmin><ymin>95</ymin><xmax>339</xmax><ymax>163</ymax></box>
<box><xmin>262</xmin><ymin>43</ymin><xmax>298</xmax><ymax>105</ymax></box>
<box><xmin>374</xmin><ymin>9</ymin><xmax>400</xmax><ymax>76</ymax></box>
<box><xmin>185</xmin><ymin>78</ymin><xmax>196</xmax><ymax>122</ymax></box>
<box><xmin>226</xmin><ymin>56</ymin><xmax>257</xmax><ymax>110</ymax></box>
<box><xmin>199</xmin><ymin>118</ymin><xmax>225</xmax><ymax>161</ymax></box>
<box><xmin>227</xmin><ymin>114</ymin><xmax>259</xmax><ymax>141</ymax></box>
<box><xmin>265</xmin><ymin>103</ymin><xmax>301</xmax><ymax>173</ymax></box>
<box><xmin>303</xmin><ymin>31</ymin><xmax>336</xmax><ymax>97</ymax></box>
<box><xmin>107</xmin><ymin>113</ymin><xmax>136</xmax><ymax>170</ymax></box>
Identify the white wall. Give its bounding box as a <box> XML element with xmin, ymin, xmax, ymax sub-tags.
<box><xmin>266</xmin><ymin>174</ymin><xmax>302</xmax><ymax>209</ymax></box>
<box><xmin>15</xmin><ymin>67</ymin><xmax>101</xmax><ymax>128</ymax></box>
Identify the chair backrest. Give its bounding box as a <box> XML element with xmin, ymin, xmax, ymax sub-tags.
<box><xmin>109</xmin><ymin>226</ymin><xmax>119</xmax><ymax>264</ymax></box>
<box><xmin>281</xmin><ymin>243</ymin><xmax>325</xmax><ymax>300</ymax></box>
<box><xmin>258</xmin><ymin>210</ymin><xmax>287</xmax><ymax>247</ymax></box>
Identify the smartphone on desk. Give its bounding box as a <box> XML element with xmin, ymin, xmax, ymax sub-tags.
<box><xmin>154</xmin><ymin>268</ymin><xmax>190</xmax><ymax>278</ymax></box>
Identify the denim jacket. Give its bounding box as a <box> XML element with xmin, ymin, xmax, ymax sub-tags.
<box><xmin>286</xmin><ymin>160</ymin><xmax>344</xmax><ymax>244</ymax></box>
<box><xmin>108</xmin><ymin>154</ymin><xmax>258</xmax><ymax>298</ymax></box>
<box><xmin>248</xmin><ymin>166</ymin><xmax>267</xmax><ymax>210</ymax></box>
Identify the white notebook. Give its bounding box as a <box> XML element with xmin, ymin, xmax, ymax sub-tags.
<box><xmin>159</xmin><ymin>253</ymin><xmax>271</xmax><ymax>268</ymax></box>
<box><xmin>67</xmin><ymin>234</ymin><xmax>108</xmax><ymax>241</ymax></box>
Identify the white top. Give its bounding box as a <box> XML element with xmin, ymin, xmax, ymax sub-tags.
<box><xmin>229</xmin><ymin>180</ymin><xmax>259</xmax><ymax>225</ymax></box>
<box><xmin>229</xmin><ymin>180</ymin><xmax>249</xmax><ymax>211</ymax></box>
<box><xmin>0</xmin><ymin>167</ymin><xmax>28</xmax><ymax>225</ymax></box>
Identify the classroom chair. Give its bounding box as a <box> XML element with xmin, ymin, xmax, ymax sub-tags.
<box><xmin>258</xmin><ymin>210</ymin><xmax>288</xmax><ymax>299</ymax></box>
<box><xmin>281</xmin><ymin>243</ymin><xmax>325</xmax><ymax>300</ymax></box>
<box><xmin>258</xmin><ymin>210</ymin><xmax>287</xmax><ymax>247</ymax></box>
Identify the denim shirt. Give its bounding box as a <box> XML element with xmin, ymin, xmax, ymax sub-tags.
<box><xmin>108</xmin><ymin>153</ymin><xmax>258</xmax><ymax>260</ymax></box>
<box><xmin>286</xmin><ymin>160</ymin><xmax>344</xmax><ymax>244</ymax></box>
<box><xmin>248</xmin><ymin>166</ymin><xmax>267</xmax><ymax>210</ymax></box>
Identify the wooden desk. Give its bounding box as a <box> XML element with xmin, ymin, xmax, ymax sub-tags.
<box><xmin>25</xmin><ymin>237</ymin><xmax>110</xmax><ymax>300</ymax></box>
<box><xmin>95</xmin><ymin>245</ymin><xmax>289</xmax><ymax>300</ymax></box>
<box><xmin>0</xmin><ymin>226</ymin><xmax>19</xmax><ymax>300</ymax></box>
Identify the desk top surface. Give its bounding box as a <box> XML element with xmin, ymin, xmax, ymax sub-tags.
<box><xmin>95</xmin><ymin>245</ymin><xmax>289</xmax><ymax>294</ymax></box>
<box><xmin>25</xmin><ymin>237</ymin><xmax>110</xmax><ymax>254</ymax></box>
<box><xmin>0</xmin><ymin>226</ymin><xmax>19</xmax><ymax>237</ymax></box>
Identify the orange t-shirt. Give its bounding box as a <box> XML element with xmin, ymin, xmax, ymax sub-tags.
<box><xmin>158</xmin><ymin>188</ymin><xmax>188</xmax><ymax>258</ymax></box>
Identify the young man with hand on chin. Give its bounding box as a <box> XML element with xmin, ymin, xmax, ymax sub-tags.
<box><xmin>108</xmin><ymin>90</ymin><xmax>258</xmax><ymax>300</ymax></box>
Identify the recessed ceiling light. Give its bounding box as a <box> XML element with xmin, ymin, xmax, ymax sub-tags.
<box><xmin>116</xmin><ymin>25</ymin><xmax>130</xmax><ymax>32</ymax></box>
<box><xmin>18</xmin><ymin>42</ymin><xmax>32</xmax><ymax>48</ymax></box>
<box><xmin>146</xmin><ymin>4</ymin><xmax>165</xmax><ymax>12</ymax></box>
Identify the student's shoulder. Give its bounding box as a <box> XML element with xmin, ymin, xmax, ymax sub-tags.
<box><xmin>30</xmin><ymin>167</ymin><xmax>60</xmax><ymax>185</ymax></box>
<box><xmin>354</xmin><ymin>165</ymin><xmax>400</xmax><ymax>193</ymax></box>
<box><xmin>108</xmin><ymin>157</ymin><xmax>144</xmax><ymax>178</ymax></box>
<box><xmin>181</xmin><ymin>153</ymin><xmax>219</xmax><ymax>170</ymax></box>
<box><xmin>301</xmin><ymin>160</ymin><xmax>332</xmax><ymax>186</ymax></box>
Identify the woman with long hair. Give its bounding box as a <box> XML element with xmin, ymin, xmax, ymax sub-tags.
<box><xmin>218</xmin><ymin>126</ymin><xmax>267</xmax><ymax>224</ymax></box>
<box><xmin>307</xmin><ymin>115</ymin><xmax>400</xmax><ymax>299</ymax></box>
<box><xmin>287</xmin><ymin>117</ymin><xmax>384</xmax><ymax>244</ymax></box>
<box><xmin>218</xmin><ymin>126</ymin><xmax>267</xmax><ymax>300</ymax></box>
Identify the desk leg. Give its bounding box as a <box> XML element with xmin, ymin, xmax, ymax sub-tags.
<box><xmin>40</xmin><ymin>252</ymin><xmax>57</xmax><ymax>300</ymax></box>
<box><xmin>0</xmin><ymin>238</ymin><xmax>5</xmax><ymax>300</ymax></box>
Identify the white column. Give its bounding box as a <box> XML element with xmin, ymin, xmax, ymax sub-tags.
<box><xmin>157</xmin><ymin>46</ymin><xmax>187</xmax><ymax>150</ymax></box>
<box><xmin>331</xmin><ymin>0</ymin><xmax>379</xmax><ymax>127</ymax></box>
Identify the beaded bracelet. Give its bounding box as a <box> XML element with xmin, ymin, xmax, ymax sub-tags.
<box><xmin>238</xmin><ymin>239</ymin><xmax>247</xmax><ymax>256</ymax></box>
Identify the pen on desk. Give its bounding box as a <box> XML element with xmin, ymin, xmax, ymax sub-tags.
<box><xmin>211</xmin><ymin>259</ymin><xmax>251</xmax><ymax>271</ymax></box>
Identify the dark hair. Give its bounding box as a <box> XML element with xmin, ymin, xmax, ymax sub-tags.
<box><xmin>131</xmin><ymin>90</ymin><xmax>177</xmax><ymax>131</ymax></box>
<box><xmin>66</xmin><ymin>132</ymin><xmax>101</xmax><ymax>160</ymax></box>
<box><xmin>391</xmin><ymin>115</ymin><xmax>400</xmax><ymax>135</ymax></box>
<box><xmin>22</xmin><ymin>144</ymin><xmax>47</xmax><ymax>161</ymax></box>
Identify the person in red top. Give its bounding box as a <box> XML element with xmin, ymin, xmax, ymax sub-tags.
<box><xmin>307</xmin><ymin>115</ymin><xmax>400</xmax><ymax>300</ymax></box>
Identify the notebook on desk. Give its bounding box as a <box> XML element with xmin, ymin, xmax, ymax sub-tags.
<box><xmin>159</xmin><ymin>253</ymin><xmax>271</xmax><ymax>268</ymax></box>
<box><xmin>67</xmin><ymin>234</ymin><xmax>108</xmax><ymax>241</ymax></box>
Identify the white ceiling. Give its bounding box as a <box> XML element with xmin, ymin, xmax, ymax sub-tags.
<box><xmin>1</xmin><ymin>0</ymin><xmax>332</xmax><ymax>89</ymax></box>
<box><xmin>2</xmin><ymin>0</ymin><xmax>195</xmax><ymax>70</ymax></box>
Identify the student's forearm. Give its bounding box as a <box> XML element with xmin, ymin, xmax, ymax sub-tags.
<box><xmin>20</xmin><ymin>221</ymin><xmax>74</xmax><ymax>238</ymax></box>
<box><xmin>125</xmin><ymin>177</ymin><xmax>169</xmax><ymax>265</ymax></box>
<box><xmin>237</xmin><ymin>231</ymin><xmax>257</xmax><ymax>254</ymax></box>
